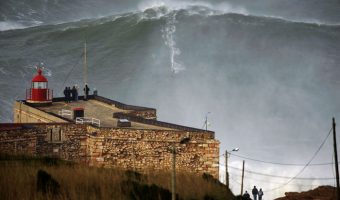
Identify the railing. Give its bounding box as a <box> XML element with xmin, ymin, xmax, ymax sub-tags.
<box><xmin>58</xmin><ymin>109</ymin><xmax>72</xmax><ymax>117</ymax></box>
<box><xmin>76</xmin><ymin>117</ymin><xmax>100</xmax><ymax>127</ymax></box>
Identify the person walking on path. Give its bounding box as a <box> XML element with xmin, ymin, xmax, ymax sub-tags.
<box><xmin>252</xmin><ymin>186</ymin><xmax>259</xmax><ymax>200</ymax></box>
<box><xmin>84</xmin><ymin>84</ymin><xmax>90</xmax><ymax>100</ymax></box>
<box><xmin>258</xmin><ymin>188</ymin><xmax>264</xmax><ymax>200</ymax></box>
<box><xmin>242</xmin><ymin>191</ymin><xmax>251</xmax><ymax>200</ymax></box>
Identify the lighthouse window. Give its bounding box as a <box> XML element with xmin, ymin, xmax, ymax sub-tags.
<box><xmin>33</xmin><ymin>82</ymin><xmax>47</xmax><ymax>89</ymax></box>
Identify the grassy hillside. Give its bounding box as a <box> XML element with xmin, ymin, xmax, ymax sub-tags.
<box><xmin>0</xmin><ymin>154</ymin><xmax>235</xmax><ymax>200</ymax></box>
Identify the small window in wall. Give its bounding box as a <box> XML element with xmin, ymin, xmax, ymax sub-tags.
<box><xmin>45</xmin><ymin>126</ymin><xmax>65</xmax><ymax>143</ymax></box>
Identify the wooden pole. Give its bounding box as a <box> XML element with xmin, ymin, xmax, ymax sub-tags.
<box><xmin>333</xmin><ymin>118</ymin><xmax>340</xmax><ymax>200</ymax></box>
<box><xmin>172</xmin><ymin>146</ymin><xmax>176</xmax><ymax>200</ymax></box>
<box><xmin>84</xmin><ymin>42</ymin><xmax>87</xmax><ymax>85</ymax></box>
<box><xmin>83</xmin><ymin>41</ymin><xmax>88</xmax><ymax>99</ymax></box>
<box><xmin>226</xmin><ymin>150</ymin><xmax>229</xmax><ymax>188</ymax></box>
<box><xmin>240</xmin><ymin>160</ymin><xmax>245</xmax><ymax>196</ymax></box>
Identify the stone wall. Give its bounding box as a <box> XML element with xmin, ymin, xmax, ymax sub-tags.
<box><xmin>0</xmin><ymin>124</ymin><xmax>219</xmax><ymax>178</ymax></box>
<box><xmin>35</xmin><ymin>124</ymin><xmax>88</xmax><ymax>162</ymax></box>
<box><xmin>87</xmin><ymin>127</ymin><xmax>219</xmax><ymax>178</ymax></box>
<box><xmin>0</xmin><ymin>128</ymin><xmax>37</xmax><ymax>155</ymax></box>
<box><xmin>13</xmin><ymin>102</ymin><xmax>68</xmax><ymax>123</ymax></box>
<box><xmin>0</xmin><ymin>124</ymin><xmax>87</xmax><ymax>162</ymax></box>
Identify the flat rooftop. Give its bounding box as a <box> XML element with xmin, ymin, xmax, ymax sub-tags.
<box><xmin>37</xmin><ymin>97</ymin><xmax>173</xmax><ymax>130</ymax></box>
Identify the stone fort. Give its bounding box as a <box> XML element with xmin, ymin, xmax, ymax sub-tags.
<box><xmin>0</xmin><ymin>69</ymin><xmax>220</xmax><ymax>178</ymax></box>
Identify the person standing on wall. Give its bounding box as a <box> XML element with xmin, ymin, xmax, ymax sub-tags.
<box><xmin>65</xmin><ymin>87</ymin><xmax>71</xmax><ymax>103</ymax></box>
<box><xmin>84</xmin><ymin>84</ymin><xmax>90</xmax><ymax>100</ymax></box>
<box><xmin>258</xmin><ymin>188</ymin><xmax>264</xmax><ymax>200</ymax></box>
<box><xmin>63</xmin><ymin>87</ymin><xmax>68</xmax><ymax>102</ymax></box>
<box><xmin>252</xmin><ymin>186</ymin><xmax>258</xmax><ymax>200</ymax></box>
<box><xmin>75</xmin><ymin>84</ymin><xmax>79</xmax><ymax>101</ymax></box>
<box><xmin>71</xmin><ymin>85</ymin><xmax>78</xmax><ymax>101</ymax></box>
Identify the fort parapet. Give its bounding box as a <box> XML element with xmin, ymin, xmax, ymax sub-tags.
<box><xmin>1</xmin><ymin>95</ymin><xmax>220</xmax><ymax>178</ymax></box>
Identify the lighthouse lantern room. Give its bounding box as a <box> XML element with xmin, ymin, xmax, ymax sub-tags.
<box><xmin>26</xmin><ymin>68</ymin><xmax>53</xmax><ymax>105</ymax></box>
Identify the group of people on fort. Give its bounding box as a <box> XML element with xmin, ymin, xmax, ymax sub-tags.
<box><xmin>243</xmin><ymin>186</ymin><xmax>263</xmax><ymax>200</ymax></box>
<box><xmin>63</xmin><ymin>84</ymin><xmax>90</xmax><ymax>102</ymax></box>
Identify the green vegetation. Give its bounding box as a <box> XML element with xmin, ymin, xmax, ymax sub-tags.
<box><xmin>0</xmin><ymin>154</ymin><xmax>235</xmax><ymax>200</ymax></box>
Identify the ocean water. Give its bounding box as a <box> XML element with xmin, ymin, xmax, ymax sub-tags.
<box><xmin>0</xmin><ymin>0</ymin><xmax>340</xmax><ymax>199</ymax></box>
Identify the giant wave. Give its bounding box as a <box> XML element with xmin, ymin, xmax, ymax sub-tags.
<box><xmin>0</xmin><ymin>3</ymin><xmax>340</xmax><ymax>200</ymax></box>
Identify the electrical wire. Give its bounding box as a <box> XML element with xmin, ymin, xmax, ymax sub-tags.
<box><xmin>229</xmin><ymin>172</ymin><xmax>333</xmax><ymax>187</ymax></box>
<box><xmin>264</xmin><ymin>127</ymin><xmax>333</xmax><ymax>193</ymax></box>
<box><xmin>230</xmin><ymin>174</ymin><xmax>242</xmax><ymax>186</ymax></box>
<box><xmin>219</xmin><ymin>151</ymin><xmax>337</xmax><ymax>167</ymax></box>
<box><xmin>229</xmin><ymin>152</ymin><xmax>336</xmax><ymax>166</ymax></box>
<box><xmin>226</xmin><ymin>165</ymin><xmax>335</xmax><ymax>180</ymax></box>
<box><xmin>60</xmin><ymin>51</ymin><xmax>84</xmax><ymax>93</ymax></box>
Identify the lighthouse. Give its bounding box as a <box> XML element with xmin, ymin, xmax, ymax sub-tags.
<box><xmin>26</xmin><ymin>68</ymin><xmax>53</xmax><ymax>105</ymax></box>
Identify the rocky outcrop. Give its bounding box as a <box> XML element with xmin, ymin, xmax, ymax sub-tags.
<box><xmin>275</xmin><ymin>186</ymin><xmax>336</xmax><ymax>200</ymax></box>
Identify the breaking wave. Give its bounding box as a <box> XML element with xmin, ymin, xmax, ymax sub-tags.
<box><xmin>1</xmin><ymin>3</ymin><xmax>340</xmax><ymax>200</ymax></box>
<box><xmin>1</xmin><ymin>0</ymin><xmax>339</xmax><ymax>32</ymax></box>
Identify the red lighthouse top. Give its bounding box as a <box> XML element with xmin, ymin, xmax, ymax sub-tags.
<box><xmin>32</xmin><ymin>68</ymin><xmax>48</xmax><ymax>82</ymax></box>
<box><xmin>26</xmin><ymin>67</ymin><xmax>53</xmax><ymax>104</ymax></box>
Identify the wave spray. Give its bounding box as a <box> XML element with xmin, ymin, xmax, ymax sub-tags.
<box><xmin>162</xmin><ymin>12</ymin><xmax>185</xmax><ymax>74</ymax></box>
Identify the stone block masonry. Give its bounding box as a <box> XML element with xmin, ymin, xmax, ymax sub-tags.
<box><xmin>13</xmin><ymin>101</ymin><xmax>68</xmax><ymax>123</ymax></box>
<box><xmin>0</xmin><ymin>124</ymin><xmax>220</xmax><ymax>179</ymax></box>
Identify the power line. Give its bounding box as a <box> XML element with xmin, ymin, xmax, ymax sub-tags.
<box><xmin>229</xmin><ymin>153</ymin><xmax>335</xmax><ymax>166</ymax></box>
<box><xmin>230</xmin><ymin>174</ymin><xmax>242</xmax><ymax>186</ymax></box>
<box><xmin>229</xmin><ymin>172</ymin><xmax>334</xmax><ymax>187</ymax></box>
<box><xmin>60</xmin><ymin>51</ymin><xmax>84</xmax><ymax>93</ymax></box>
<box><xmin>221</xmin><ymin>127</ymin><xmax>334</xmax><ymax>182</ymax></box>
<box><xmin>264</xmin><ymin>127</ymin><xmax>333</xmax><ymax>193</ymax></box>
<box><xmin>227</xmin><ymin>165</ymin><xmax>335</xmax><ymax>180</ymax></box>
<box><xmin>219</xmin><ymin>151</ymin><xmax>337</xmax><ymax>167</ymax></box>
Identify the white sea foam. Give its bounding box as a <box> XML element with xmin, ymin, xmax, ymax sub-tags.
<box><xmin>0</xmin><ymin>21</ymin><xmax>26</xmax><ymax>31</ymax></box>
<box><xmin>161</xmin><ymin>12</ymin><xmax>185</xmax><ymax>74</ymax></box>
<box><xmin>138</xmin><ymin>0</ymin><xmax>248</xmax><ymax>17</ymax></box>
<box><xmin>137</xmin><ymin>0</ymin><xmax>339</xmax><ymax>27</ymax></box>
<box><xmin>0</xmin><ymin>20</ymin><xmax>44</xmax><ymax>31</ymax></box>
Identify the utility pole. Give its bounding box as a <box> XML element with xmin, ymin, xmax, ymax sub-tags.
<box><xmin>333</xmin><ymin>118</ymin><xmax>340</xmax><ymax>200</ymax></box>
<box><xmin>172</xmin><ymin>146</ymin><xmax>176</xmax><ymax>200</ymax></box>
<box><xmin>225</xmin><ymin>150</ymin><xmax>229</xmax><ymax>188</ymax></box>
<box><xmin>240</xmin><ymin>160</ymin><xmax>245</xmax><ymax>197</ymax></box>
<box><xmin>226</xmin><ymin>148</ymin><xmax>239</xmax><ymax>190</ymax></box>
<box><xmin>83</xmin><ymin>41</ymin><xmax>88</xmax><ymax>99</ymax></box>
<box><xmin>171</xmin><ymin>138</ymin><xmax>190</xmax><ymax>200</ymax></box>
